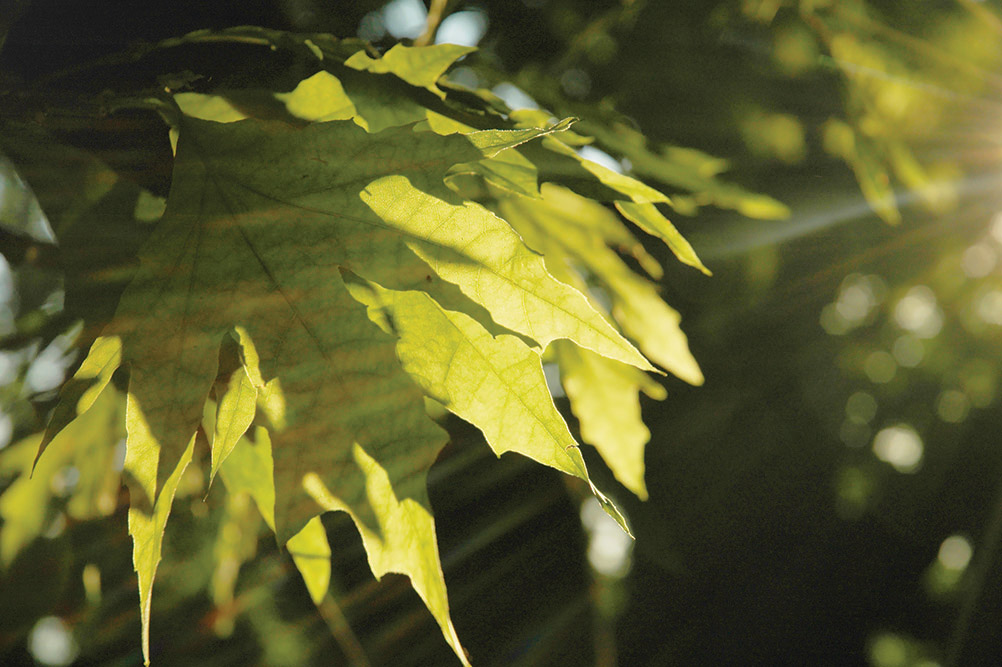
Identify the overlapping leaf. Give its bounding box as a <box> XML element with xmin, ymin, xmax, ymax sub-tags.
<box><xmin>9</xmin><ymin>35</ymin><xmax>729</xmax><ymax>667</ymax></box>
<box><xmin>77</xmin><ymin>100</ymin><xmax>657</xmax><ymax>662</ymax></box>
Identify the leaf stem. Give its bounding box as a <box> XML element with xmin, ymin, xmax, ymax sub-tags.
<box><xmin>317</xmin><ymin>594</ymin><xmax>372</xmax><ymax>667</ymax></box>
<box><xmin>415</xmin><ymin>0</ymin><xmax>450</xmax><ymax>47</ymax></box>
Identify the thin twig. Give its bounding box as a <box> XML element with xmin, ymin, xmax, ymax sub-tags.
<box><xmin>318</xmin><ymin>594</ymin><xmax>372</xmax><ymax>667</ymax></box>
<box><xmin>415</xmin><ymin>0</ymin><xmax>449</xmax><ymax>47</ymax></box>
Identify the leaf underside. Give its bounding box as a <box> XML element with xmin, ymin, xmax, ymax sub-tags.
<box><xmin>11</xmin><ymin>38</ymin><xmax>725</xmax><ymax>666</ymax></box>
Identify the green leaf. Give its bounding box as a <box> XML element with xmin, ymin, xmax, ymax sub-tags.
<box><xmin>614</xmin><ymin>201</ymin><xmax>711</xmax><ymax>276</ymax></box>
<box><xmin>574</xmin><ymin>119</ymin><xmax>791</xmax><ymax>219</ymax></box>
<box><xmin>499</xmin><ymin>185</ymin><xmax>703</xmax><ymax>385</ymax></box>
<box><xmin>218</xmin><ymin>427</ymin><xmax>277</xmax><ymax>530</ymax></box>
<box><xmin>450</xmin><ymin>148</ymin><xmax>541</xmax><ymax>198</ymax></box>
<box><xmin>349</xmin><ymin>281</ymin><xmax>628</xmax><ymax>527</ymax></box>
<box><xmin>606</xmin><ymin>268</ymin><xmax>704</xmax><ymax>387</ymax></box>
<box><xmin>345</xmin><ymin>43</ymin><xmax>477</xmax><ymax>98</ymax></box>
<box><xmin>274</xmin><ymin>72</ymin><xmax>356</xmax><ymax>122</ymax></box>
<box><xmin>110</xmin><ymin>113</ymin><xmax>645</xmax><ymax>664</ymax></box>
<box><xmin>124</xmin><ymin>392</ymin><xmax>197</xmax><ymax>666</ymax></box>
<box><xmin>175</xmin><ymin>92</ymin><xmax>251</xmax><ymax>123</ymax></box>
<box><xmin>556</xmin><ymin>343</ymin><xmax>667</xmax><ymax>500</ymax></box>
<box><xmin>287</xmin><ymin>516</ymin><xmax>331</xmax><ymax>605</ymax></box>
<box><xmin>304</xmin><ymin>441</ymin><xmax>469</xmax><ymax>662</ymax></box>
<box><xmin>217</xmin><ymin>428</ymin><xmax>331</xmax><ymax>608</ymax></box>
<box><xmin>1</xmin><ymin>384</ymin><xmax>123</xmax><ymax>567</ymax></box>
<box><xmin>208</xmin><ymin>367</ymin><xmax>257</xmax><ymax>486</ymax></box>
<box><xmin>0</xmin><ymin>123</ymin><xmax>154</xmax><ymax>346</ymax></box>
<box><xmin>34</xmin><ymin>335</ymin><xmax>122</xmax><ymax>470</ymax></box>
<box><xmin>209</xmin><ymin>490</ymin><xmax>261</xmax><ymax>637</ymax></box>
<box><xmin>543</xmin><ymin>135</ymin><xmax>670</xmax><ymax>204</ymax></box>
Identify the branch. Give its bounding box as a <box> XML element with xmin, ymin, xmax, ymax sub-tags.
<box><xmin>415</xmin><ymin>0</ymin><xmax>449</xmax><ymax>47</ymax></box>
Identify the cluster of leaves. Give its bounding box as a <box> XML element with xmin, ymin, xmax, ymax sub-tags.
<box><xmin>0</xmin><ymin>26</ymin><xmax>780</xmax><ymax>663</ymax></box>
<box><xmin>730</xmin><ymin>0</ymin><xmax>1002</xmax><ymax>223</ymax></box>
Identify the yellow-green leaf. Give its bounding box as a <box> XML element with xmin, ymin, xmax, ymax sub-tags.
<box><xmin>499</xmin><ymin>186</ymin><xmax>703</xmax><ymax>385</ymax></box>
<box><xmin>209</xmin><ymin>368</ymin><xmax>257</xmax><ymax>485</ymax></box>
<box><xmin>1</xmin><ymin>384</ymin><xmax>123</xmax><ymax>567</ymax></box>
<box><xmin>345</xmin><ymin>43</ymin><xmax>476</xmax><ymax>98</ymax></box>
<box><xmin>287</xmin><ymin>516</ymin><xmax>331</xmax><ymax>605</ymax></box>
<box><xmin>275</xmin><ymin>71</ymin><xmax>356</xmax><ymax>122</ymax></box>
<box><xmin>615</xmin><ymin>201</ymin><xmax>711</xmax><ymax>276</ymax></box>
<box><xmin>34</xmin><ymin>335</ymin><xmax>122</xmax><ymax>470</ymax></box>
<box><xmin>124</xmin><ymin>392</ymin><xmax>197</xmax><ymax>666</ymax></box>
<box><xmin>556</xmin><ymin>343</ymin><xmax>667</xmax><ymax>500</ymax></box>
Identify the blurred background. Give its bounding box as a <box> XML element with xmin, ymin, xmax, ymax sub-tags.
<box><xmin>2</xmin><ymin>1</ymin><xmax>1002</xmax><ymax>665</ymax></box>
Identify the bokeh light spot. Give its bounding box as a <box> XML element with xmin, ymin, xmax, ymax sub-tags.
<box><xmin>961</xmin><ymin>243</ymin><xmax>997</xmax><ymax>277</ymax></box>
<box><xmin>891</xmin><ymin>334</ymin><xmax>924</xmax><ymax>368</ymax></box>
<box><xmin>872</xmin><ymin>424</ymin><xmax>923</xmax><ymax>473</ymax></box>
<box><xmin>28</xmin><ymin>617</ymin><xmax>78</xmax><ymax>666</ymax></box>
<box><xmin>936</xmin><ymin>389</ymin><xmax>970</xmax><ymax>423</ymax></box>
<box><xmin>491</xmin><ymin>82</ymin><xmax>539</xmax><ymax>110</ymax></box>
<box><xmin>381</xmin><ymin>0</ymin><xmax>428</xmax><ymax>39</ymax></box>
<box><xmin>975</xmin><ymin>289</ymin><xmax>1002</xmax><ymax>325</ymax></box>
<box><xmin>864</xmin><ymin>351</ymin><xmax>897</xmax><ymax>384</ymax></box>
<box><xmin>938</xmin><ymin>535</ymin><xmax>973</xmax><ymax>571</ymax></box>
<box><xmin>893</xmin><ymin>285</ymin><xmax>942</xmax><ymax>338</ymax></box>
<box><xmin>435</xmin><ymin>8</ymin><xmax>488</xmax><ymax>47</ymax></box>
<box><xmin>580</xmin><ymin>497</ymin><xmax>632</xmax><ymax>578</ymax></box>
<box><xmin>846</xmin><ymin>391</ymin><xmax>878</xmax><ymax>424</ymax></box>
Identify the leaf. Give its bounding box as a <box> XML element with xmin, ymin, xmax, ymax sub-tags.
<box><xmin>614</xmin><ymin>201</ymin><xmax>711</xmax><ymax>276</ymax></box>
<box><xmin>575</xmin><ymin>118</ymin><xmax>791</xmax><ymax>219</ymax></box>
<box><xmin>124</xmin><ymin>392</ymin><xmax>197</xmax><ymax>666</ymax></box>
<box><xmin>34</xmin><ymin>335</ymin><xmax>121</xmax><ymax>470</ymax></box>
<box><xmin>207</xmin><ymin>367</ymin><xmax>257</xmax><ymax>485</ymax></box>
<box><xmin>274</xmin><ymin>72</ymin><xmax>356</xmax><ymax>122</ymax></box>
<box><xmin>209</xmin><ymin>490</ymin><xmax>261</xmax><ymax>637</ymax></box>
<box><xmin>450</xmin><ymin>148</ymin><xmax>541</xmax><ymax>198</ymax></box>
<box><xmin>218</xmin><ymin>427</ymin><xmax>277</xmax><ymax>530</ymax></box>
<box><xmin>345</xmin><ymin>43</ymin><xmax>477</xmax><ymax>98</ymax></box>
<box><xmin>0</xmin><ymin>123</ymin><xmax>155</xmax><ymax>347</ymax></box>
<box><xmin>543</xmin><ymin>135</ymin><xmax>670</xmax><ymax>204</ymax></box>
<box><xmin>540</xmin><ymin>138</ymin><xmax>711</xmax><ymax>275</ymax></box>
<box><xmin>0</xmin><ymin>384</ymin><xmax>123</xmax><ymax>567</ymax></box>
<box><xmin>499</xmin><ymin>185</ymin><xmax>703</xmax><ymax>385</ymax></box>
<box><xmin>286</xmin><ymin>516</ymin><xmax>331</xmax><ymax>605</ymax></box>
<box><xmin>109</xmin><ymin>113</ymin><xmax>658</xmax><ymax>664</ymax></box>
<box><xmin>358</xmin><ymin>172</ymin><xmax>649</xmax><ymax>369</ymax></box>
<box><xmin>556</xmin><ymin>342</ymin><xmax>666</xmax><ymax>500</ymax></box>
<box><xmin>174</xmin><ymin>92</ymin><xmax>251</xmax><ymax>123</ymax></box>
<box><xmin>216</xmin><ymin>428</ymin><xmax>331</xmax><ymax>607</ymax></box>
<box><xmin>348</xmin><ymin>281</ymin><xmax>629</xmax><ymax>528</ymax></box>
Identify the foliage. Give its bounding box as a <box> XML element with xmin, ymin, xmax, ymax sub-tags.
<box><xmin>0</xmin><ymin>19</ymin><xmax>783</xmax><ymax>664</ymax></box>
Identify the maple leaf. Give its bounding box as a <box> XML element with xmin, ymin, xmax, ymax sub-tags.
<box><xmin>3</xmin><ymin>36</ymin><xmax>718</xmax><ymax>666</ymax></box>
<box><xmin>88</xmin><ymin>103</ymin><xmax>648</xmax><ymax>663</ymax></box>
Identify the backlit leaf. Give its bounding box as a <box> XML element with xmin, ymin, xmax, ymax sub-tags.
<box><xmin>556</xmin><ymin>343</ymin><xmax>667</xmax><ymax>500</ymax></box>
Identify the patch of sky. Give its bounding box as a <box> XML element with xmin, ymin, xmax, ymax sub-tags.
<box><xmin>435</xmin><ymin>8</ymin><xmax>488</xmax><ymax>47</ymax></box>
<box><xmin>491</xmin><ymin>82</ymin><xmax>539</xmax><ymax>111</ymax></box>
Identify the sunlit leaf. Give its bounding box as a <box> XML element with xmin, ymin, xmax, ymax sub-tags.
<box><xmin>286</xmin><ymin>516</ymin><xmax>331</xmax><ymax>605</ymax></box>
<box><xmin>345</xmin><ymin>43</ymin><xmax>477</xmax><ymax>98</ymax></box>
<box><xmin>34</xmin><ymin>336</ymin><xmax>122</xmax><ymax>469</ymax></box>
<box><xmin>208</xmin><ymin>367</ymin><xmax>257</xmax><ymax>485</ymax></box>
<box><xmin>556</xmin><ymin>343</ymin><xmax>667</xmax><ymax>500</ymax></box>
<box><xmin>615</xmin><ymin>201</ymin><xmax>711</xmax><ymax>276</ymax></box>
<box><xmin>348</xmin><ymin>281</ymin><xmax>628</xmax><ymax>527</ymax></box>
<box><xmin>0</xmin><ymin>385</ymin><xmax>122</xmax><ymax>567</ymax></box>
<box><xmin>499</xmin><ymin>185</ymin><xmax>703</xmax><ymax>385</ymax></box>
<box><xmin>124</xmin><ymin>392</ymin><xmax>197</xmax><ymax>665</ymax></box>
